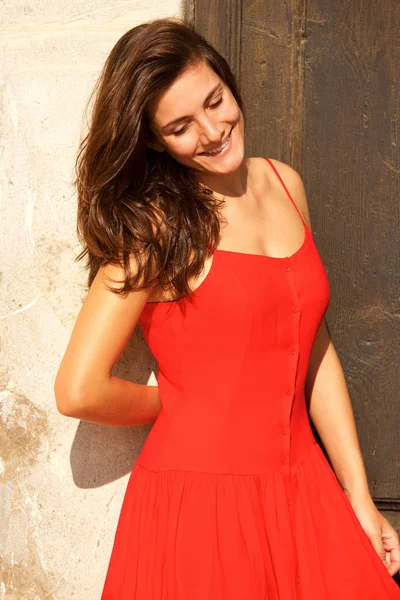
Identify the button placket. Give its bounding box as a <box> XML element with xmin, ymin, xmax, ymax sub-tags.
<box><xmin>281</xmin><ymin>260</ymin><xmax>302</xmax><ymax>467</ymax></box>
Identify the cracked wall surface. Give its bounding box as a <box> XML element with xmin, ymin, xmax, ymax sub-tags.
<box><xmin>0</xmin><ymin>2</ymin><xmax>182</xmax><ymax>598</ymax></box>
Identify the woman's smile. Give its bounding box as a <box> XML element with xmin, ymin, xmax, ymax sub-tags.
<box><xmin>199</xmin><ymin>125</ymin><xmax>234</xmax><ymax>157</ymax></box>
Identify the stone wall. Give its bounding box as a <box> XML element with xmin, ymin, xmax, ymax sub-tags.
<box><xmin>0</xmin><ymin>2</ymin><xmax>182</xmax><ymax>598</ymax></box>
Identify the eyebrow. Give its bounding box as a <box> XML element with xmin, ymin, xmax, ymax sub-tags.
<box><xmin>160</xmin><ymin>82</ymin><xmax>223</xmax><ymax>131</ymax></box>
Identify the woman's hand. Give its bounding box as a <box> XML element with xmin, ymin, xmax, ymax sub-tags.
<box><xmin>349</xmin><ymin>497</ymin><xmax>400</xmax><ymax>576</ymax></box>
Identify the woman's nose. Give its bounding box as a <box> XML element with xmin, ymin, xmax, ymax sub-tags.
<box><xmin>199</xmin><ymin>117</ymin><xmax>222</xmax><ymax>144</ymax></box>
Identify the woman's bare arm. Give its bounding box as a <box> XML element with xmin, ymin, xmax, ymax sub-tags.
<box><xmin>54</xmin><ymin>261</ymin><xmax>162</xmax><ymax>426</ymax></box>
<box><xmin>305</xmin><ymin>318</ymin><xmax>371</xmax><ymax>502</ymax></box>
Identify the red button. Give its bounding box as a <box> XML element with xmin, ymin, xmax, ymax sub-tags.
<box><xmin>284</xmin><ymin>264</ymin><xmax>291</xmax><ymax>272</ymax></box>
<box><xmin>293</xmin><ymin>305</ymin><xmax>299</xmax><ymax>312</ymax></box>
<box><xmin>281</xmin><ymin>458</ymin><xmax>288</xmax><ymax>465</ymax></box>
<box><xmin>290</xmin><ymin>348</ymin><xmax>296</xmax><ymax>355</ymax></box>
<box><xmin>282</xmin><ymin>429</ymin><xmax>288</xmax><ymax>436</ymax></box>
<box><xmin>286</xmin><ymin>388</ymin><xmax>292</xmax><ymax>395</ymax></box>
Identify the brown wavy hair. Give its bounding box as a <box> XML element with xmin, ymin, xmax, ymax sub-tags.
<box><xmin>74</xmin><ymin>17</ymin><xmax>245</xmax><ymax>301</ymax></box>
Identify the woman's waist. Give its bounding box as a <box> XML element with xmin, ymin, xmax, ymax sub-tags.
<box><xmin>137</xmin><ymin>406</ymin><xmax>315</xmax><ymax>475</ymax></box>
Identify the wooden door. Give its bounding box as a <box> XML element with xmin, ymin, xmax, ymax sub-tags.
<box><xmin>187</xmin><ymin>0</ymin><xmax>400</xmax><ymax>520</ymax></box>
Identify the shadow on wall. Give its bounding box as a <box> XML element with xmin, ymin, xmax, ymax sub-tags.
<box><xmin>70</xmin><ymin>324</ymin><xmax>157</xmax><ymax>489</ymax></box>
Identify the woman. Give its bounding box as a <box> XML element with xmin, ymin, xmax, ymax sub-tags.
<box><xmin>54</xmin><ymin>17</ymin><xmax>400</xmax><ymax>599</ymax></box>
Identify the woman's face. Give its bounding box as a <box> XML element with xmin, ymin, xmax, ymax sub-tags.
<box><xmin>147</xmin><ymin>60</ymin><xmax>245</xmax><ymax>176</ymax></box>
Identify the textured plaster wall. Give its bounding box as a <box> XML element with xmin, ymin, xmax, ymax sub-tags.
<box><xmin>0</xmin><ymin>2</ymin><xmax>183</xmax><ymax>598</ymax></box>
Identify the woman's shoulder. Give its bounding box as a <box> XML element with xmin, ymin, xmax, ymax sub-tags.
<box><xmin>249</xmin><ymin>156</ymin><xmax>301</xmax><ymax>184</ymax></box>
<box><xmin>249</xmin><ymin>156</ymin><xmax>305</xmax><ymax>199</ymax></box>
<box><xmin>249</xmin><ymin>156</ymin><xmax>311</xmax><ymax>227</ymax></box>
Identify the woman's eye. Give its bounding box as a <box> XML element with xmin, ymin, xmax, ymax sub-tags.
<box><xmin>172</xmin><ymin>126</ymin><xmax>188</xmax><ymax>136</ymax></box>
<box><xmin>209</xmin><ymin>97</ymin><xmax>223</xmax><ymax>109</ymax></box>
<box><xmin>171</xmin><ymin>97</ymin><xmax>223</xmax><ymax>136</ymax></box>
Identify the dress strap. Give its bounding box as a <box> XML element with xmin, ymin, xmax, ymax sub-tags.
<box><xmin>264</xmin><ymin>158</ymin><xmax>306</xmax><ymax>225</ymax></box>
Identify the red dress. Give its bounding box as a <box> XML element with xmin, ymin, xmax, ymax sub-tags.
<box><xmin>101</xmin><ymin>158</ymin><xmax>399</xmax><ymax>599</ymax></box>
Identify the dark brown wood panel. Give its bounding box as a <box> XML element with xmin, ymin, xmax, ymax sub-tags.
<box><xmin>240</xmin><ymin>0</ymin><xmax>303</xmax><ymax>162</ymax></box>
<box><xmin>194</xmin><ymin>0</ymin><xmax>242</xmax><ymax>81</ymax></box>
<box><xmin>303</xmin><ymin>0</ymin><xmax>400</xmax><ymax>503</ymax></box>
<box><xmin>191</xmin><ymin>0</ymin><xmax>399</xmax><ymax>505</ymax></box>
